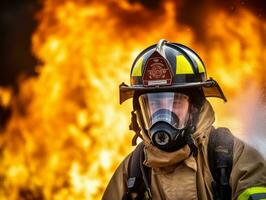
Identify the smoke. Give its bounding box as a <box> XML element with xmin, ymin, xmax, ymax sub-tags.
<box><xmin>129</xmin><ymin>0</ymin><xmax>265</xmax><ymax>41</ymax></box>
<box><xmin>0</xmin><ymin>1</ymin><xmax>264</xmax><ymax>199</ymax></box>
<box><xmin>213</xmin><ymin>84</ymin><xmax>266</xmax><ymax>158</ymax></box>
<box><xmin>242</xmin><ymin>86</ymin><xmax>266</xmax><ymax>158</ymax></box>
<box><xmin>0</xmin><ymin>0</ymin><xmax>265</xmax><ymax>148</ymax></box>
<box><xmin>0</xmin><ymin>0</ymin><xmax>265</xmax><ymax>88</ymax></box>
<box><xmin>0</xmin><ymin>0</ymin><xmax>40</xmax><ymax>88</ymax></box>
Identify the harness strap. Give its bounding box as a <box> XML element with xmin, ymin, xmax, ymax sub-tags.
<box><xmin>123</xmin><ymin>142</ymin><xmax>151</xmax><ymax>200</ymax></box>
<box><xmin>208</xmin><ymin>127</ymin><xmax>234</xmax><ymax>200</ymax></box>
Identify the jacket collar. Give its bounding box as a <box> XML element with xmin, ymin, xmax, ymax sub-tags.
<box><xmin>142</xmin><ymin>100</ymin><xmax>215</xmax><ymax>170</ymax></box>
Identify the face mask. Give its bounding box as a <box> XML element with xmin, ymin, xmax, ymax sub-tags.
<box><xmin>139</xmin><ymin>92</ymin><xmax>190</xmax><ymax>152</ymax></box>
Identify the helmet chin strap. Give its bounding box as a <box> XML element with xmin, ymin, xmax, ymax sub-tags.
<box><xmin>183</xmin><ymin>125</ymin><xmax>198</xmax><ymax>157</ymax></box>
<box><xmin>183</xmin><ymin>104</ymin><xmax>198</xmax><ymax>157</ymax></box>
<box><xmin>129</xmin><ymin>110</ymin><xmax>143</xmax><ymax>146</ymax></box>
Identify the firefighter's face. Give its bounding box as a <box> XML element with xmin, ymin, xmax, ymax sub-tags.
<box><xmin>149</xmin><ymin>94</ymin><xmax>189</xmax><ymax>127</ymax></box>
<box><xmin>139</xmin><ymin>92</ymin><xmax>190</xmax><ymax>129</ymax></box>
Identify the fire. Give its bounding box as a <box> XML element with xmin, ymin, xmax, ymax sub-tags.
<box><xmin>0</xmin><ymin>88</ymin><xmax>12</xmax><ymax>108</ymax></box>
<box><xmin>0</xmin><ymin>0</ymin><xmax>265</xmax><ymax>199</ymax></box>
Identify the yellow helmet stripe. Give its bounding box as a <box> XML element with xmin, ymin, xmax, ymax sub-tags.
<box><xmin>193</xmin><ymin>56</ymin><xmax>205</xmax><ymax>73</ymax></box>
<box><xmin>237</xmin><ymin>186</ymin><xmax>266</xmax><ymax>200</ymax></box>
<box><xmin>132</xmin><ymin>57</ymin><xmax>143</xmax><ymax>76</ymax></box>
<box><xmin>180</xmin><ymin>47</ymin><xmax>205</xmax><ymax>73</ymax></box>
<box><xmin>176</xmin><ymin>55</ymin><xmax>194</xmax><ymax>74</ymax></box>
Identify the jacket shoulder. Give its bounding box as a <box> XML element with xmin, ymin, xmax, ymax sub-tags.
<box><xmin>231</xmin><ymin>136</ymin><xmax>266</xmax><ymax>200</ymax></box>
<box><xmin>101</xmin><ymin>151</ymin><xmax>132</xmax><ymax>200</ymax></box>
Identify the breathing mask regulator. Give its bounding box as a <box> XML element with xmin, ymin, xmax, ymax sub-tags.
<box><xmin>138</xmin><ymin>92</ymin><xmax>197</xmax><ymax>155</ymax></box>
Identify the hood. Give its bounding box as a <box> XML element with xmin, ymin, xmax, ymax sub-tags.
<box><xmin>143</xmin><ymin>100</ymin><xmax>215</xmax><ymax>168</ymax></box>
<box><xmin>193</xmin><ymin>100</ymin><xmax>215</xmax><ymax>144</ymax></box>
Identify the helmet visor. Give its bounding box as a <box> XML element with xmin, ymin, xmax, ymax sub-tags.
<box><xmin>138</xmin><ymin>92</ymin><xmax>190</xmax><ymax>129</ymax></box>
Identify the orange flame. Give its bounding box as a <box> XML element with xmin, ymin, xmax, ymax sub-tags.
<box><xmin>0</xmin><ymin>88</ymin><xmax>12</xmax><ymax>108</ymax></box>
<box><xmin>0</xmin><ymin>1</ymin><xmax>265</xmax><ymax>199</ymax></box>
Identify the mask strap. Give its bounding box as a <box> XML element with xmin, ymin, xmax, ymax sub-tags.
<box><xmin>130</xmin><ymin>110</ymin><xmax>143</xmax><ymax>146</ymax></box>
<box><xmin>185</xmin><ymin>104</ymin><xmax>198</xmax><ymax>157</ymax></box>
<box><xmin>184</xmin><ymin>127</ymin><xmax>198</xmax><ymax>157</ymax></box>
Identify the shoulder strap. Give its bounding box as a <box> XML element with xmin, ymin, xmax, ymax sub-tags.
<box><xmin>208</xmin><ymin>127</ymin><xmax>234</xmax><ymax>200</ymax></box>
<box><xmin>122</xmin><ymin>142</ymin><xmax>152</xmax><ymax>200</ymax></box>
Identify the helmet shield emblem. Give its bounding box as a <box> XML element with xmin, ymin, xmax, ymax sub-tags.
<box><xmin>142</xmin><ymin>51</ymin><xmax>173</xmax><ymax>86</ymax></box>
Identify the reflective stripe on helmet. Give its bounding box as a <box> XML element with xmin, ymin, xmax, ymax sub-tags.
<box><xmin>193</xmin><ymin>56</ymin><xmax>205</xmax><ymax>73</ymax></box>
<box><xmin>132</xmin><ymin>57</ymin><xmax>143</xmax><ymax>76</ymax></box>
<box><xmin>176</xmin><ymin>55</ymin><xmax>194</xmax><ymax>74</ymax></box>
<box><xmin>179</xmin><ymin>46</ymin><xmax>206</xmax><ymax>73</ymax></box>
<box><xmin>237</xmin><ymin>186</ymin><xmax>266</xmax><ymax>200</ymax></box>
<box><xmin>180</xmin><ymin>46</ymin><xmax>206</xmax><ymax>73</ymax></box>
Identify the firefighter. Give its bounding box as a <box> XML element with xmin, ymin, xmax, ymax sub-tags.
<box><xmin>102</xmin><ymin>39</ymin><xmax>266</xmax><ymax>200</ymax></box>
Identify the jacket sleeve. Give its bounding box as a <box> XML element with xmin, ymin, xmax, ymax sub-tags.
<box><xmin>101</xmin><ymin>154</ymin><xmax>131</xmax><ymax>200</ymax></box>
<box><xmin>230</xmin><ymin>137</ymin><xmax>266</xmax><ymax>200</ymax></box>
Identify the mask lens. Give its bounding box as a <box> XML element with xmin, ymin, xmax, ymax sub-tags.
<box><xmin>139</xmin><ymin>92</ymin><xmax>189</xmax><ymax>129</ymax></box>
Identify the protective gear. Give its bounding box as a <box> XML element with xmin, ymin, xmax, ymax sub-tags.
<box><xmin>237</xmin><ymin>187</ymin><xmax>266</xmax><ymax>200</ymax></box>
<box><xmin>102</xmin><ymin>101</ymin><xmax>266</xmax><ymax>200</ymax></box>
<box><xmin>119</xmin><ymin>39</ymin><xmax>227</xmax><ymax>152</ymax></box>
<box><xmin>119</xmin><ymin>39</ymin><xmax>227</xmax><ymax>105</ymax></box>
<box><xmin>121</xmin><ymin>127</ymin><xmax>234</xmax><ymax>200</ymax></box>
<box><xmin>139</xmin><ymin>92</ymin><xmax>190</xmax><ymax>129</ymax></box>
<box><xmin>138</xmin><ymin>92</ymin><xmax>190</xmax><ymax>151</ymax></box>
<box><xmin>103</xmin><ymin>40</ymin><xmax>266</xmax><ymax>200</ymax></box>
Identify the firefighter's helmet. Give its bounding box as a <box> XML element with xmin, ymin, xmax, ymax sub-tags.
<box><xmin>119</xmin><ymin>39</ymin><xmax>226</xmax><ymax>106</ymax></box>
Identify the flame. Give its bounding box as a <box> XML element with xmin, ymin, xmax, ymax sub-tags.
<box><xmin>0</xmin><ymin>88</ymin><xmax>12</xmax><ymax>108</ymax></box>
<box><xmin>0</xmin><ymin>0</ymin><xmax>265</xmax><ymax>199</ymax></box>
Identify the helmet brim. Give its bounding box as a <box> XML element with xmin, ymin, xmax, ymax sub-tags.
<box><xmin>119</xmin><ymin>79</ymin><xmax>227</xmax><ymax>104</ymax></box>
